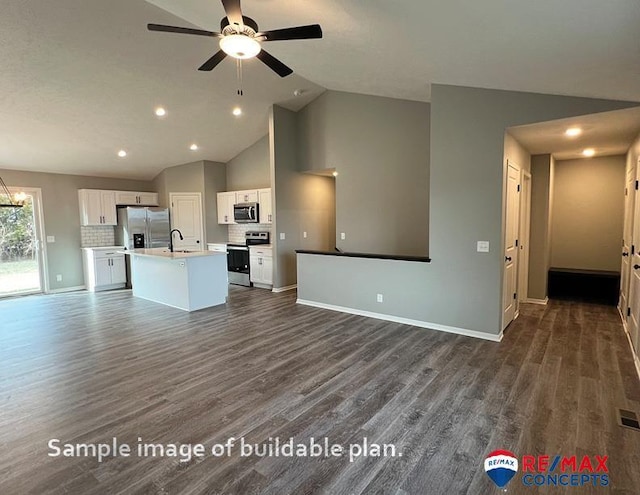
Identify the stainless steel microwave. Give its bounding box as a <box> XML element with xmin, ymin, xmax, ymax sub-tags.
<box><xmin>233</xmin><ymin>202</ymin><xmax>259</xmax><ymax>223</ymax></box>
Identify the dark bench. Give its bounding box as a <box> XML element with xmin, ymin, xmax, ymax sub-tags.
<box><xmin>548</xmin><ymin>267</ymin><xmax>620</xmax><ymax>306</ymax></box>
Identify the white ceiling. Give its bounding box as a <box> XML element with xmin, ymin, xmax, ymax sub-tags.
<box><xmin>509</xmin><ymin>107</ymin><xmax>640</xmax><ymax>161</ymax></box>
<box><xmin>1</xmin><ymin>0</ymin><xmax>640</xmax><ymax>180</ymax></box>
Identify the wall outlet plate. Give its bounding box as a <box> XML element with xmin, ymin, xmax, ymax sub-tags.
<box><xmin>46</xmin><ymin>236</ymin><xmax>55</xmax><ymax>243</ymax></box>
<box><xmin>377</xmin><ymin>293</ymin><xmax>384</xmax><ymax>303</ymax></box>
<box><xmin>341</xmin><ymin>232</ymin><xmax>346</xmax><ymax>240</ymax></box>
<box><xmin>56</xmin><ymin>274</ymin><xmax>62</xmax><ymax>282</ymax></box>
<box><xmin>477</xmin><ymin>241</ymin><xmax>490</xmax><ymax>253</ymax></box>
<box><xmin>303</xmin><ymin>231</ymin><xmax>307</xmax><ymax>238</ymax></box>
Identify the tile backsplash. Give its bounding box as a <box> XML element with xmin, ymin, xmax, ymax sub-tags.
<box><xmin>228</xmin><ymin>223</ymin><xmax>272</xmax><ymax>244</ymax></box>
<box><xmin>81</xmin><ymin>226</ymin><xmax>116</xmax><ymax>247</ymax></box>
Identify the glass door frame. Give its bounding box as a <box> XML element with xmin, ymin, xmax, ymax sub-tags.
<box><xmin>1</xmin><ymin>186</ymin><xmax>48</xmax><ymax>296</ymax></box>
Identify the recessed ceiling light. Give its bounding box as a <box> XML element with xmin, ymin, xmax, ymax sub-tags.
<box><xmin>583</xmin><ymin>148</ymin><xmax>595</xmax><ymax>157</ymax></box>
<box><xmin>232</xmin><ymin>107</ymin><xmax>242</xmax><ymax>117</ymax></box>
<box><xmin>565</xmin><ymin>127</ymin><xmax>582</xmax><ymax>137</ymax></box>
<box><xmin>155</xmin><ymin>107</ymin><xmax>167</xmax><ymax>117</ymax></box>
<box><xmin>117</xmin><ymin>150</ymin><xmax>127</xmax><ymax>158</ymax></box>
<box><xmin>190</xmin><ymin>144</ymin><xmax>199</xmax><ymax>151</ymax></box>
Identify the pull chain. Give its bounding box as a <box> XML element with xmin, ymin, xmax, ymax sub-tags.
<box><xmin>236</xmin><ymin>58</ymin><xmax>244</xmax><ymax>96</ymax></box>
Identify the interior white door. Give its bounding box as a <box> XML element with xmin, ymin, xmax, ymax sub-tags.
<box><xmin>169</xmin><ymin>193</ymin><xmax>204</xmax><ymax>251</ymax></box>
<box><xmin>620</xmin><ymin>164</ymin><xmax>636</xmax><ymax>322</ymax></box>
<box><xmin>503</xmin><ymin>163</ymin><xmax>520</xmax><ymax>329</ymax></box>
<box><xmin>628</xmin><ymin>161</ymin><xmax>640</xmax><ymax>354</ymax></box>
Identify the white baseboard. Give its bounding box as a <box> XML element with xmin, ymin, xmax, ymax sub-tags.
<box><xmin>296</xmin><ymin>299</ymin><xmax>503</xmax><ymax>342</ymax></box>
<box><xmin>47</xmin><ymin>285</ymin><xmax>86</xmax><ymax>294</ymax></box>
<box><xmin>523</xmin><ymin>297</ymin><xmax>549</xmax><ymax>305</ymax></box>
<box><xmin>273</xmin><ymin>284</ymin><xmax>297</xmax><ymax>293</ymax></box>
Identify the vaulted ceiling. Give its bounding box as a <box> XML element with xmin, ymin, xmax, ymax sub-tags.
<box><xmin>1</xmin><ymin>0</ymin><xmax>639</xmax><ymax>179</ymax></box>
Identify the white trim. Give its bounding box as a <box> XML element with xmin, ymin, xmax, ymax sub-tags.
<box><xmin>296</xmin><ymin>299</ymin><xmax>503</xmax><ymax>342</ymax></box>
<box><xmin>273</xmin><ymin>284</ymin><xmax>297</xmax><ymax>293</ymax></box>
<box><xmin>618</xmin><ymin>309</ymin><xmax>640</xmax><ymax>381</ymax></box>
<box><xmin>47</xmin><ymin>285</ymin><xmax>86</xmax><ymax>294</ymax></box>
<box><xmin>524</xmin><ymin>297</ymin><xmax>549</xmax><ymax>305</ymax></box>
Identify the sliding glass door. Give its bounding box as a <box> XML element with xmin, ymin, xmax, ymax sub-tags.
<box><xmin>0</xmin><ymin>188</ymin><xmax>46</xmax><ymax>296</ymax></box>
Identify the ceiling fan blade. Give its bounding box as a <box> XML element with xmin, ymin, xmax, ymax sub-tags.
<box><xmin>148</xmin><ymin>23</ymin><xmax>220</xmax><ymax>37</ymax></box>
<box><xmin>221</xmin><ymin>0</ymin><xmax>244</xmax><ymax>27</ymax></box>
<box><xmin>256</xmin><ymin>49</ymin><xmax>293</xmax><ymax>78</ymax></box>
<box><xmin>259</xmin><ymin>24</ymin><xmax>323</xmax><ymax>42</ymax></box>
<box><xmin>198</xmin><ymin>50</ymin><xmax>227</xmax><ymax>71</ymax></box>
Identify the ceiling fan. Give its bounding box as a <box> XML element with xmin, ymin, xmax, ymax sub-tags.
<box><xmin>147</xmin><ymin>0</ymin><xmax>322</xmax><ymax>78</ymax></box>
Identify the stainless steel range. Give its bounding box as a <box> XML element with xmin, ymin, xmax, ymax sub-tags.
<box><xmin>227</xmin><ymin>231</ymin><xmax>270</xmax><ymax>287</ymax></box>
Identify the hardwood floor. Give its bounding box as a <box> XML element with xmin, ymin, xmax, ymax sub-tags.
<box><xmin>1</xmin><ymin>288</ymin><xmax>639</xmax><ymax>494</ymax></box>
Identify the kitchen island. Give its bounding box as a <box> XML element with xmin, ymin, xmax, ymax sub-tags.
<box><xmin>122</xmin><ymin>248</ymin><xmax>228</xmax><ymax>311</ymax></box>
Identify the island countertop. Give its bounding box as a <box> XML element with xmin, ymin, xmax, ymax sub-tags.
<box><xmin>120</xmin><ymin>248</ymin><xmax>225</xmax><ymax>260</ymax></box>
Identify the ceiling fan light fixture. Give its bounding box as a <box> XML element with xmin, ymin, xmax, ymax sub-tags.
<box><xmin>219</xmin><ymin>34</ymin><xmax>261</xmax><ymax>59</ymax></box>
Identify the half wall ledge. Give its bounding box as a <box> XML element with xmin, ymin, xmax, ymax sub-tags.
<box><xmin>294</xmin><ymin>250</ymin><xmax>431</xmax><ymax>263</ymax></box>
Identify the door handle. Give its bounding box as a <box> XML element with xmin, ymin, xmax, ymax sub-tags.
<box><xmin>505</xmin><ymin>256</ymin><xmax>512</xmax><ymax>262</ymax></box>
<box><xmin>634</xmin><ymin>264</ymin><xmax>640</xmax><ymax>270</ymax></box>
<box><xmin>623</xmin><ymin>252</ymin><xmax>629</xmax><ymax>257</ymax></box>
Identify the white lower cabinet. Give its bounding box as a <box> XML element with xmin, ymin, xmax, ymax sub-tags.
<box><xmin>249</xmin><ymin>246</ymin><xmax>272</xmax><ymax>287</ymax></box>
<box><xmin>82</xmin><ymin>247</ymin><xmax>126</xmax><ymax>292</ymax></box>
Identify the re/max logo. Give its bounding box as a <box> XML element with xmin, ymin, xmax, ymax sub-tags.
<box><xmin>522</xmin><ymin>455</ymin><xmax>609</xmax><ymax>473</ymax></box>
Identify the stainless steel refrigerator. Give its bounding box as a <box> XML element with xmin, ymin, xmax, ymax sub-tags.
<box><xmin>115</xmin><ymin>206</ymin><xmax>170</xmax><ymax>286</ymax></box>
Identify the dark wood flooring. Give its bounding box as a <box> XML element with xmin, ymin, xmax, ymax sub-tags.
<box><xmin>1</xmin><ymin>288</ymin><xmax>639</xmax><ymax>494</ymax></box>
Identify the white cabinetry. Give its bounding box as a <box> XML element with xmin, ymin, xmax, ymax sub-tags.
<box><xmin>217</xmin><ymin>192</ymin><xmax>236</xmax><ymax>224</ymax></box>
<box><xmin>82</xmin><ymin>247</ymin><xmax>126</xmax><ymax>291</ymax></box>
<box><xmin>236</xmin><ymin>190</ymin><xmax>258</xmax><ymax>203</ymax></box>
<box><xmin>249</xmin><ymin>246</ymin><xmax>272</xmax><ymax>287</ymax></box>
<box><xmin>258</xmin><ymin>188</ymin><xmax>272</xmax><ymax>224</ymax></box>
<box><xmin>115</xmin><ymin>191</ymin><xmax>159</xmax><ymax>206</ymax></box>
<box><xmin>78</xmin><ymin>189</ymin><xmax>117</xmax><ymax>226</ymax></box>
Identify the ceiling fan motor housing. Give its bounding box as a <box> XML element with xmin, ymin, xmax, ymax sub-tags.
<box><xmin>220</xmin><ymin>15</ymin><xmax>259</xmax><ymax>35</ymax></box>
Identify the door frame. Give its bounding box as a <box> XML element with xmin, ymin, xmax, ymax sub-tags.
<box><xmin>2</xmin><ymin>186</ymin><xmax>49</xmax><ymax>295</ymax></box>
<box><xmin>518</xmin><ymin>170</ymin><xmax>532</xmax><ymax>303</ymax></box>
<box><xmin>169</xmin><ymin>192</ymin><xmax>205</xmax><ymax>251</ymax></box>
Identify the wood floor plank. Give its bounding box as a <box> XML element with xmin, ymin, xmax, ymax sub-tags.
<box><xmin>1</xmin><ymin>290</ymin><xmax>639</xmax><ymax>494</ymax></box>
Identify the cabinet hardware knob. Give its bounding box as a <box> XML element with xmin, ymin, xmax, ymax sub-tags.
<box><xmin>505</xmin><ymin>256</ymin><xmax>512</xmax><ymax>262</ymax></box>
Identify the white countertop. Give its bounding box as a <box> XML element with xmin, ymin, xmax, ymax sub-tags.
<box><xmin>249</xmin><ymin>244</ymin><xmax>272</xmax><ymax>249</ymax></box>
<box><xmin>82</xmin><ymin>246</ymin><xmax>125</xmax><ymax>251</ymax></box>
<box><xmin>120</xmin><ymin>248</ymin><xmax>224</xmax><ymax>260</ymax></box>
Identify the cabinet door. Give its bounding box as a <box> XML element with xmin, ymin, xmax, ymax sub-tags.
<box><xmin>115</xmin><ymin>191</ymin><xmax>140</xmax><ymax>205</ymax></box>
<box><xmin>110</xmin><ymin>256</ymin><xmax>127</xmax><ymax>284</ymax></box>
<box><xmin>138</xmin><ymin>192</ymin><xmax>159</xmax><ymax>206</ymax></box>
<box><xmin>79</xmin><ymin>190</ymin><xmax>103</xmax><ymax>226</ymax></box>
<box><xmin>236</xmin><ymin>190</ymin><xmax>258</xmax><ymax>203</ymax></box>
<box><xmin>262</xmin><ymin>256</ymin><xmax>273</xmax><ymax>285</ymax></box>
<box><xmin>258</xmin><ymin>188</ymin><xmax>272</xmax><ymax>224</ymax></box>
<box><xmin>217</xmin><ymin>192</ymin><xmax>236</xmax><ymax>224</ymax></box>
<box><xmin>249</xmin><ymin>255</ymin><xmax>262</xmax><ymax>283</ymax></box>
<box><xmin>101</xmin><ymin>191</ymin><xmax>117</xmax><ymax>225</ymax></box>
<box><xmin>94</xmin><ymin>258</ymin><xmax>112</xmax><ymax>287</ymax></box>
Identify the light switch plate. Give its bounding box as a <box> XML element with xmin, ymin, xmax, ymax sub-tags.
<box><xmin>279</xmin><ymin>233</ymin><xmax>286</xmax><ymax>240</ymax></box>
<box><xmin>477</xmin><ymin>241</ymin><xmax>490</xmax><ymax>253</ymax></box>
<box><xmin>303</xmin><ymin>231</ymin><xmax>307</xmax><ymax>238</ymax></box>
<box><xmin>46</xmin><ymin>236</ymin><xmax>55</xmax><ymax>243</ymax></box>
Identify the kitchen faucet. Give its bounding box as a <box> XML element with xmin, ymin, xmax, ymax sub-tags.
<box><xmin>169</xmin><ymin>229</ymin><xmax>184</xmax><ymax>252</ymax></box>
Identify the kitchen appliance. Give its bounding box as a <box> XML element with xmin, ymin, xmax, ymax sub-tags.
<box><xmin>233</xmin><ymin>202</ymin><xmax>259</xmax><ymax>223</ymax></box>
<box><xmin>227</xmin><ymin>231</ymin><xmax>270</xmax><ymax>286</ymax></box>
<box><xmin>115</xmin><ymin>206</ymin><xmax>171</xmax><ymax>286</ymax></box>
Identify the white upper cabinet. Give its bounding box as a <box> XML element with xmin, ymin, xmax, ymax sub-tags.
<box><xmin>78</xmin><ymin>189</ymin><xmax>117</xmax><ymax>226</ymax></box>
<box><xmin>235</xmin><ymin>190</ymin><xmax>258</xmax><ymax>203</ymax></box>
<box><xmin>217</xmin><ymin>192</ymin><xmax>237</xmax><ymax>224</ymax></box>
<box><xmin>258</xmin><ymin>188</ymin><xmax>272</xmax><ymax>224</ymax></box>
<box><xmin>115</xmin><ymin>191</ymin><xmax>159</xmax><ymax>206</ymax></box>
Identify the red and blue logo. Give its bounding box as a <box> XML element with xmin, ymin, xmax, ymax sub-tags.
<box><xmin>484</xmin><ymin>450</ymin><xmax>519</xmax><ymax>488</ymax></box>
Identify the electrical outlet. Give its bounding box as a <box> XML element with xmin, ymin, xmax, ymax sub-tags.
<box><xmin>56</xmin><ymin>274</ymin><xmax>62</xmax><ymax>282</ymax></box>
<box><xmin>303</xmin><ymin>231</ymin><xmax>307</xmax><ymax>239</ymax></box>
<box><xmin>46</xmin><ymin>236</ymin><xmax>55</xmax><ymax>243</ymax></box>
<box><xmin>279</xmin><ymin>233</ymin><xmax>286</xmax><ymax>240</ymax></box>
<box><xmin>377</xmin><ymin>293</ymin><xmax>384</xmax><ymax>303</ymax></box>
<box><xmin>341</xmin><ymin>232</ymin><xmax>346</xmax><ymax>240</ymax></box>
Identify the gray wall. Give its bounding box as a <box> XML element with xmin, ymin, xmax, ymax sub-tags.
<box><xmin>298</xmin><ymin>85</ymin><xmax>637</xmax><ymax>337</ymax></box>
<box><xmin>152</xmin><ymin>160</ymin><xmax>227</xmax><ymax>243</ymax></box>
<box><xmin>270</xmin><ymin>106</ymin><xmax>336</xmax><ymax>289</ymax></box>
<box><xmin>297</xmin><ymin>91</ymin><xmax>430</xmax><ymax>256</ymax></box>
<box><xmin>529</xmin><ymin>154</ymin><xmax>555</xmax><ymax>300</ymax></box>
<box><xmin>0</xmin><ymin>168</ymin><xmax>152</xmax><ymax>291</ymax></box>
<box><xmin>226</xmin><ymin>135</ymin><xmax>270</xmax><ymax>191</ymax></box>
<box><xmin>551</xmin><ymin>155</ymin><xmax>625</xmax><ymax>272</ymax></box>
